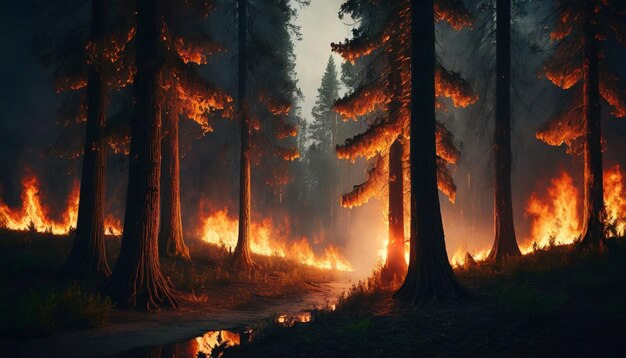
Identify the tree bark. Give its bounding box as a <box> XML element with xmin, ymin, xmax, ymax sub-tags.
<box><xmin>159</xmin><ymin>97</ymin><xmax>190</xmax><ymax>260</ymax></box>
<box><xmin>395</xmin><ymin>0</ymin><xmax>465</xmax><ymax>302</ymax></box>
<box><xmin>579</xmin><ymin>0</ymin><xmax>605</xmax><ymax>249</ymax></box>
<box><xmin>383</xmin><ymin>31</ymin><xmax>407</xmax><ymax>282</ymax></box>
<box><xmin>488</xmin><ymin>0</ymin><xmax>521</xmax><ymax>262</ymax></box>
<box><xmin>233</xmin><ymin>0</ymin><xmax>254</xmax><ymax>269</ymax></box>
<box><xmin>107</xmin><ymin>0</ymin><xmax>180</xmax><ymax>310</ymax></box>
<box><xmin>61</xmin><ymin>0</ymin><xmax>111</xmax><ymax>279</ymax></box>
<box><xmin>383</xmin><ymin>138</ymin><xmax>407</xmax><ymax>282</ymax></box>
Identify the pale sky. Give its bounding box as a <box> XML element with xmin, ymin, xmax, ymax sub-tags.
<box><xmin>293</xmin><ymin>0</ymin><xmax>353</xmax><ymax>122</ymax></box>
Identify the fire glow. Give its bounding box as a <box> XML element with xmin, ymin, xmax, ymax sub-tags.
<box><xmin>197</xmin><ymin>208</ymin><xmax>353</xmax><ymax>271</ymax></box>
<box><xmin>452</xmin><ymin>165</ymin><xmax>626</xmax><ymax>267</ymax></box>
<box><xmin>0</xmin><ymin>176</ymin><xmax>79</xmax><ymax>235</ymax></box>
<box><xmin>0</xmin><ymin>176</ymin><xmax>122</xmax><ymax>236</ymax></box>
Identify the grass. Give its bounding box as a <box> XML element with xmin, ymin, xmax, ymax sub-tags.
<box><xmin>223</xmin><ymin>238</ymin><xmax>626</xmax><ymax>357</ymax></box>
<box><xmin>0</xmin><ymin>228</ymin><xmax>340</xmax><ymax>342</ymax></box>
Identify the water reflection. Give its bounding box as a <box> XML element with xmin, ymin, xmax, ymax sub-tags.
<box><xmin>116</xmin><ymin>329</ymin><xmax>250</xmax><ymax>358</ymax></box>
<box><xmin>275</xmin><ymin>312</ymin><xmax>312</xmax><ymax>326</ymax></box>
<box><xmin>116</xmin><ymin>311</ymin><xmax>318</xmax><ymax>357</ymax></box>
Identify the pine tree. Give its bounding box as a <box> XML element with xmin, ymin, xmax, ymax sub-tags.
<box><xmin>308</xmin><ymin>56</ymin><xmax>341</xmax><ymax>232</ymax></box>
<box><xmin>332</xmin><ymin>0</ymin><xmax>476</xmax><ymax>284</ymax></box>
<box><xmin>537</xmin><ymin>0</ymin><xmax>626</xmax><ymax>250</ymax></box>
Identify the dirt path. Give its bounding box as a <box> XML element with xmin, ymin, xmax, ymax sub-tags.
<box><xmin>13</xmin><ymin>280</ymin><xmax>350</xmax><ymax>357</ymax></box>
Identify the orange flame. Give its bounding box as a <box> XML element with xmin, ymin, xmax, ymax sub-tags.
<box><xmin>195</xmin><ymin>330</ymin><xmax>241</xmax><ymax>356</ymax></box>
<box><xmin>604</xmin><ymin>164</ymin><xmax>626</xmax><ymax>237</ymax></box>
<box><xmin>525</xmin><ymin>171</ymin><xmax>581</xmax><ymax>249</ymax></box>
<box><xmin>0</xmin><ymin>176</ymin><xmax>79</xmax><ymax>235</ymax></box>
<box><xmin>104</xmin><ymin>214</ymin><xmax>123</xmax><ymax>236</ymax></box>
<box><xmin>1</xmin><ymin>175</ymin><xmax>124</xmax><ymax>237</ymax></box>
<box><xmin>197</xmin><ymin>208</ymin><xmax>352</xmax><ymax>271</ymax></box>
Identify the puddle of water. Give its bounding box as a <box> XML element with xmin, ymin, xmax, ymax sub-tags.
<box><xmin>116</xmin><ymin>329</ymin><xmax>252</xmax><ymax>358</ymax></box>
<box><xmin>116</xmin><ymin>310</ymin><xmax>321</xmax><ymax>357</ymax></box>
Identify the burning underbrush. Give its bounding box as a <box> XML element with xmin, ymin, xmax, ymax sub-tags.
<box><xmin>0</xmin><ymin>175</ymin><xmax>353</xmax><ymax>272</ymax></box>
<box><xmin>0</xmin><ymin>175</ymin><xmax>122</xmax><ymax>236</ymax></box>
<box><xmin>452</xmin><ymin>164</ymin><xmax>626</xmax><ymax>267</ymax></box>
<box><xmin>197</xmin><ymin>207</ymin><xmax>353</xmax><ymax>271</ymax></box>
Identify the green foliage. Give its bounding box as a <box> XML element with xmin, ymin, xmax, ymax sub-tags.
<box><xmin>0</xmin><ymin>283</ymin><xmax>112</xmax><ymax>338</ymax></box>
<box><xmin>309</xmin><ymin>55</ymin><xmax>341</xmax><ymax>151</ymax></box>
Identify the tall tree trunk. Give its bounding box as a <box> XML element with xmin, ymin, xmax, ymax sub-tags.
<box><xmin>233</xmin><ymin>0</ymin><xmax>253</xmax><ymax>269</ymax></box>
<box><xmin>61</xmin><ymin>0</ymin><xmax>111</xmax><ymax>279</ymax></box>
<box><xmin>159</xmin><ymin>97</ymin><xmax>190</xmax><ymax>260</ymax></box>
<box><xmin>579</xmin><ymin>0</ymin><xmax>605</xmax><ymax>249</ymax></box>
<box><xmin>107</xmin><ymin>0</ymin><xmax>179</xmax><ymax>310</ymax></box>
<box><xmin>384</xmin><ymin>138</ymin><xmax>407</xmax><ymax>282</ymax></box>
<box><xmin>395</xmin><ymin>0</ymin><xmax>465</xmax><ymax>302</ymax></box>
<box><xmin>488</xmin><ymin>0</ymin><xmax>521</xmax><ymax>262</ymax></box>
<box><xmin>383</xmin><ymin>31</ymin><xmax>407</xmax><ymax>282</ymax></box>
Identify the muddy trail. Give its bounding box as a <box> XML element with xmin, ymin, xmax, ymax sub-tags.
<box><xmin>9</xmin><ymin>280</ymin><xmax>350</xmax><ymax>357</ymax></box>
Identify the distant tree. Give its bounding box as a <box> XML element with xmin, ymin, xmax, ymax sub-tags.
<box><xmin>308</xmin><ymin>56</ymin><xmax>341</xmax><ymax>231</ymax></box>
<box><xmin>332</xmin><ymin>0</ymin><xmax>476</xmax><ymax>284</ymax></box>
<box><xmin>107</xmin><ymin>0</ymin><xmax>180</xmax><ymax>310</ymax></box>
<box><xmin>537</xmin><ymin>0</ymin><xmax>626</xmax><ymax>250</ymax></box>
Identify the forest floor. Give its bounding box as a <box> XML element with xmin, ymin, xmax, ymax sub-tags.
<box><xmin>223</xmin><ymin>238</ymin><xmax>626</xmax><ymax>357</ymax></box>
<box><xmin>0</xmin><ymin>229</ymin><xmax>351</xmax><ymax>356</ymax></box>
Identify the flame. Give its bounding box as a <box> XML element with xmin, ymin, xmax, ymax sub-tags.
<box><xmin>197</xmin><ymin>208</ymin><xmax>352</xmax><ymax>271</ymax></box>
<box><xmin>0</xmin><ymin>175</ymin><xmax>124</xmax><ymax>237</ymax></box>
<box><xmin>195</xmin><ymin>330</ymin><xmax>241</xmax><ymax>355</ymax></box>
<box><xmin>452</xmin><ymin>167</ymin><xmax>626</xmax><ymax>267</ymax></box>
<box><xmin>451</xmin><ymin>247</ymin><xmax>490</xmax><ymax>267</ymax></box>
<box><xmin>333</xmin><ymin>83</ymin><xmax>390</xmax><ymax>120</ymax></box>
<box><xmin>376</xmin><ymin>231</ymin><xmax>410</xmax><ymax>267</ymax></box>
<box><xmin>259</xmin><ymin>94</ymin><xmax>292</xmax><ymax>117</ymax></box>
<box><xmin>174</xmin><ymin>37</ymin><xmax>223</xmax><ymax>65</ymax></box>
<box><xmin>174</xmin><ymin>69</ymin><xmax>234</xmax><ymax>132</ymax></box>
<box><xmin>105</xmin><ymin>214</ymin><xmax>123</xmax><ymax>236</ymax></box>
<box><xmin>0</xmin><ymin>176</ymin><xmax>79</xmax><ymax>235</ymax></box>
<box><xmin>341</xmin><ymin>157</ymin><xmax>387</xmax><ymax>208</ymax></box>
<box><xmin>600</xmin><ymin>77</ymin><xmax>626</xmax><ymax>118</ymax></box>
<box><xmin>331</xmin><ymin>32</ymin><xmax>390</xmax><ymax>63</ymax></box>
<box><xmin>544</xmin><ymin>65</ymin><xmax>582</xmax><ymax>90</ymax></box>
<box><xmin>604</xmin><ymin>164</ymin><xmax>626</xmax><ymax>237</ymax></box>
<box><xmin>435</xmin><ymin>67</ymin><xmax>478</xmax><ymax>108</ymax></box>
<box><xmin>525</xmin><ymin>171</ymin><xmax>581</xmax><ymax>249</ymax></box>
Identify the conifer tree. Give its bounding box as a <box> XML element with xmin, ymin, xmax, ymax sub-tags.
<box><xmin>332</xmin><ymin>0</ymin><xmax>476</xmax><ymax>284</ymax></box>
<box><xmin>537</xmin><ymin>0</ymin><xmax>626</xmax><ymax>250</ymax></box>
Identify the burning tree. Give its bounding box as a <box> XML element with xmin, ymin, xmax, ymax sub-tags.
<box><xmin>159</xmin><ymin>0</ymin><xmax>232</xmax><ymax>260</ymax></box>
<box><xmin>32</xmin><ymin>0</ymin><xmax>135</xmax><ymax>278</ymax></box>
<box><xmin>232</xmin><ymin>0</ymin><xmax>301</xmax><ymax>269</ymax></box>
<box><xmin>331</xmin><ymin>0</ymin><xmax>476</xmax><ymax>283</ymax></box>
<box><xmin>538</xmin><ymin>0</ymin><xmax>626</xmax><ymax>249</ymax></box>
<box><xmin>106</xmin><ymin>0</ymin><xmax>179</xmax><ymax>310</ymax></box>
